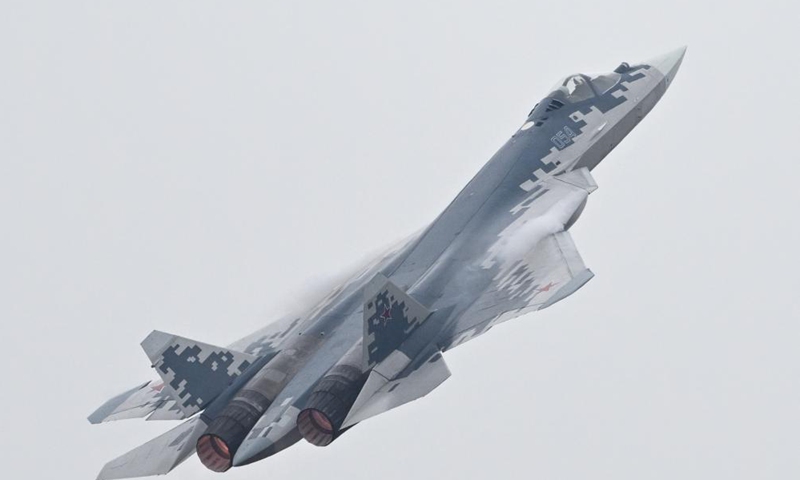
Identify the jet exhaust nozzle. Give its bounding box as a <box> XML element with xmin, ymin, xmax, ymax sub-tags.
<box><xmin>196</xmin><ymin>366</ymin><xmax>279</xmax><ymax>471</ymax></box>
<box><xmin>195</xmin><ymin>333</ymin><xmax>329</xmax><ymax>472</ymax></box>
<box><xmin>196</xmin><ymin>434</ymin><xmax>234</xmax><ymax>472</ymax></box>
<box><xmin>196</xmin><ymin>390</ymin><xmax>270</xmax><ymax>472</ymax></box>
<box><xmin>297</xmin><ymin>408</ymin><xmax>337</xmax><ymax>446</ymax></box>
<box><xmin>297</xmin><ymin>345</ymin><xmax>366</xmax><ymax>446</ymax></box>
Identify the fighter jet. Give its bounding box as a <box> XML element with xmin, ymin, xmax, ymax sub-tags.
<box><xmin>89</xmin><ymin>47</ymin><xmax>686</xmax><ymax>479</ymax></box>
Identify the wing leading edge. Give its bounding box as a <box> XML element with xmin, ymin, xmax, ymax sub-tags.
<box><xmin>445</xmin><ymin>168</ymin><xmax>598</xmax><ymax>349</ymax></box>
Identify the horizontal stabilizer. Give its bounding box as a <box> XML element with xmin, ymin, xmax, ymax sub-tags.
<box><xmin>343</xmin><ymin>352</ymin><xmax>450</xmax><ymax>428</ymax></box>
<box><xmin>88</xmin><ymin>381</ymin><xmax>183</xmax><ymax>424</ymax></box>
<box><xmin>141</xmin><ymin>331</ymin><xmax>258</xmax><ymax>418</ymax></box>
<box><xmin>363</xmin><ymin>275</ymin><xmax>432</xmax><ymax>369</ymax></box>
<box><xmin>146</xmin><ymin>399</ymin><xmax>186</xmax><ymax>421</ymax></box>
<box><xmin>97</xmin><ymin>417</ymin><xmax>207</xmax><ymax>480</ymax></box>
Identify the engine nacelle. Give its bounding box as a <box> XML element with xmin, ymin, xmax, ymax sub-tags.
<box><xmin>195</xmin><ymin>335</ymin><xmax>318</xmax><ymax>472</ymax></box>
<box><xmin>297</xmin><ymin>345</ymin><xmax>366</xmax><ymax>446</ymax></box>
<box><xmin>196</xmin><ymin>388</ymin><xmax>271</xmax><ymax>472</ymax></box>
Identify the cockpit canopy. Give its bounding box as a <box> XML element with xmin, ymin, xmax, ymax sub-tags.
<box><xmin>547</xmin><ymin>73</ymin><xmax>622</xmax><ymax>103</ymax></box>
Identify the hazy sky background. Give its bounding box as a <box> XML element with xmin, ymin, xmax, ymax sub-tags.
<box><xmin>1</xmin><ymin>1</ymin><xmax>798</xmax><ymax>479</ymax></box>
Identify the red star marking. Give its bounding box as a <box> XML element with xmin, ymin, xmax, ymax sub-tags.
<box><xmin>151</xmin><ymin>382</ymin><xmax>165</xmax><ymax>392</ymax></box>
<box><xmin>375</xmin><ymin>306</ymin><xmax>393</xmax><ymax>327</ymax></box>
<box><xmin>537</xmin><ymin>282</ymin><xmax>557</xmax><ymax>293</ymax></box>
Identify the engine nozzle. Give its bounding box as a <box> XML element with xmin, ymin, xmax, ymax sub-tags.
<box><xmin>196</xmin><ymin>434</ymin><xmax>233</xmax><ymax>472</ymax></box>
<box><xmin>297</xmin><ymin>357</ymin><xmax>365</xmax><ymax>446</ymax></box>
<box><xmin>297</xmin><ymin>408</ymin><xmax>337</xmax><ymax>446</ymax></box>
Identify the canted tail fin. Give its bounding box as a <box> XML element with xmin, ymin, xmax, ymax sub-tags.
<box><xmin>140</xmin><ymin>331</ymin><xmax>258</xmax><ymax>418</ymax></box>
<box><xmin>362</xmin><ymin>275</ymin><xmax>432</xmax><ymax>369</ymax></box>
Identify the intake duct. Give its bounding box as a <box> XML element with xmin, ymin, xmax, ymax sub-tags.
<box><xmin>297</xmin><ymin>344</ymin><xmax>366</xmax><ymax>446</ymax></box>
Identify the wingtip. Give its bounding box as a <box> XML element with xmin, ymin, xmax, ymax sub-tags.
<box><xmin>88</xmin><ymin>381</ymin><xmax>153</xmax><ymax>425</ymax></box>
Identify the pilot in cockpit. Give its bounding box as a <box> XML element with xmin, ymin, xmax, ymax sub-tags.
<box><xmin>548</xmin><ymin>73</ymin><xmax>621</xmax><ymax>103</ymax></box>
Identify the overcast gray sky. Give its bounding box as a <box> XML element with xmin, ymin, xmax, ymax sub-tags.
<box><xmin>1</xmin><ymin>1</ymin><xmax>798</xmax><ymax>479</ymax></box>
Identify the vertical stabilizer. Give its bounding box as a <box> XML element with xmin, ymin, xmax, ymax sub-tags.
<box><xmin>141</xmin><ymin>331</ymin><xmax>258</xmax><ymax>418</ymax></box>
<box><xmin>362</xmin><ymin>275</ymin><xmax>432</xmax><ymax>369</ymax></box>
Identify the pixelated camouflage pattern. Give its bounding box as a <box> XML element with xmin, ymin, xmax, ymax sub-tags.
<box><xmin>363</xmin><ymin>277</ymin><xmax>431</xmax><ymax>368</ymax></box>
<box><xmin>141</xmin><ymin>331</ymin><xmax>258</xmax><ymax>417</ymax></box>
<box><xmin>90</xmin><ymin>48</ymin><xmax>686</xmax><ymax>478</ymax></box>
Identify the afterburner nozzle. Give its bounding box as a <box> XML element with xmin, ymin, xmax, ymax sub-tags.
<box><xmin>196</xmin><ymin>434</ymin><xmax>233</xmax><ymax>472</ymax></box>
<box><xmin>297</xmin><ymin>408</ymin><xmax>337</xmax><ymax>446</ymax></box>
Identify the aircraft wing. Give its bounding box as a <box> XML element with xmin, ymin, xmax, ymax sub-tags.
<box><xmin>340</xmin><ymin>167</ymin><xmax>597</xmax><ymax>424</ymax></box>
<box><xmin>444</xmin><ymin>168</ymin><xmax>598</xmax><ymax>349</ymax></box>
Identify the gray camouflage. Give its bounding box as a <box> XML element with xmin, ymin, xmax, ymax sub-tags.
<box><xmin>90</xmin><ymin>47</ymin><xmax>686</xmax><ymax>479</ymax></box>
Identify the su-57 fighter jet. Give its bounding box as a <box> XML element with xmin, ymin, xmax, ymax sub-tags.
<box><xmin>90</xmin><ymin>48</ymin><xmax>686</xmax><ymax>479</ymax></box>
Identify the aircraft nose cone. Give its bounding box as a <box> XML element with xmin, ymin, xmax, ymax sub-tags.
<box><xmin>643</xmin><ymin>46</ymin><xmax>687</xmax><ymax>87</ymax></box>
